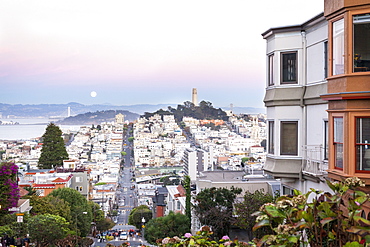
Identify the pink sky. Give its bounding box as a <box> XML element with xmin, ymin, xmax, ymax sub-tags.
<box><xmin>0</xmin><ymin>0</ymin><xmax>324</xmax><ymax>108</ymax></box>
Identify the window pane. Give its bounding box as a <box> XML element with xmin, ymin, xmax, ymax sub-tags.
<box><xmin>356</xmin><ymin>118</ymin><xmax>370</xmax><ymax>171</ymax></box>
<box><xmin>280</xmin><ymin>121</ymin><xmax>298</xmax><ymax>155</ymax></box>
<box><xmin>354</xmin><ymin>14</ymin><xmax>370</xmax><ymax>72</ymax></box>
<box><xmin>335</xmin><ymin>143</ymin><xmax>343</xmax><ymax>169</ymax></box>
<box><xmin>356</xmin><ymin>118</ymin><xmax>370</xmax><ymax>144</ymax></box>
<box><xmin>324</xmin><ymin>120</ymin><xmax>329</xmax><ymax>160</ymax></box>
<box><xmin>332</xmin><ymin>19</ymin><xmax>344</xmax><ymax>75</ymax></box>
<box><xmin>282</xmin><ymin>52</ymin><xmax>297</xmax><ymax>83</ymax></box>
<box><xmin>268</xmin><ymin>121</ymin><xmax>274</xmax><ymax>154</ymax></box>
<box><xmin>268</xmin><ymin>54</ymin><xmax>274</xmax><ymax>86</ymax></box>
<box><xmin>334</xmin><ymin>117</ymin><xmax>343</xmax><ymax>143</ymax></box>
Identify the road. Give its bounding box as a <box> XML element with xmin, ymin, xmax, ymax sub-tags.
<box><xmin>94</xmin><ymin>126</ymin><xmax>146</xmax><ymax>247</ymax></box>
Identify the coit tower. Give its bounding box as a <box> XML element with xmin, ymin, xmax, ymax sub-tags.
<box><xmin>192</xmin><ymin>88</ymin><xmax>198</xmax><ymax>106</ymax></box>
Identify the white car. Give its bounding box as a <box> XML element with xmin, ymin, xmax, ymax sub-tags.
<box><xmin>120</xmin><ymin>232</ymin><xmax>128</xmax><ymax>240</ymax></box>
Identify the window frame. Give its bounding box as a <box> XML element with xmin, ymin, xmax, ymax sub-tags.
<box><xmin>333</xmin><ymin>117</ymin><xmax>344</xmax><ymax>170</ymax></box>
<box><xmin>268</xmin><ymin>53</ymin><xmax>274</xmax><ymax>86</ymax></box>
<box><xmin>331</xmin><ymin>18</ymin><xmax>345</xmax><ymax>76</ymax></box>
<box><xmin>352</xmin><ymin>12</ymin><xmax>370</xmax><ymax>73</ymax></box>
<box><xmin>280</xmin><ymin>121</ymin><xmax>298</xmax><ymax>156</ymax></box>
<box><xmin>281</xmin><ymin>51</ymin><xmax>298</xmax><ymax>84</ymax></box>
<box><xmin>324</xmin><ymin>120</ymin><xmax>329</xmax><ymax>160</ymax></box>
<box><xmin>355</xmin><ymin>117</ymin><xmax>370</xmax><ymax>173</ymax></box>
<box><xmin>268</xmin><ymin>120</ymin><xmax>275</xmax><ymax>154</ymax></box>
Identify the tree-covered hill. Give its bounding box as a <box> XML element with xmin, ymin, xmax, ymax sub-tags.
<box><xmin>142</xmin><ymin>101</ymin><xmax>228</xmax><ymax>122</ymax></box>
<box><xmin>56</xmin><ymin>110</ymin><xmax>139</xmax><ymax>125</ymax></box>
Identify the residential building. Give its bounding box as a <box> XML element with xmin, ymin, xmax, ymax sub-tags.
<box><xmin>262</xmin><ymin>11</ymin><xmax>330</xmax><ymax>195</ymax></box>
<box><xmin>320</xmin><ymin>0</ymin><xmax>370</xmax><ymax>214</ymax></box>
<box><xmin>262</xmin><ymin>0</ymin><xmax>370</xmax><ymax>206</ymax></box>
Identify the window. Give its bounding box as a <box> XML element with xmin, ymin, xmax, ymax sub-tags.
<box><xmin>75</xmin><ymin>176</ymin><xmax>82</xmax><ymax>183</ymax></box>
<box><xmin>280</xmin><ymin>121</ymin><xmax>298</xmax><ymax>155</ymax></box>
<box><xmin>353</xmin><ymin>14</ymin><xmax>370</xmax><ymax>72</ymax></box>
<box><xmin>37</xmin><ymin>189</ymin><xmax>45</xmax><ymax>197</ymax></box>
<box><xmin>324</xmin><ymin>41</ymin><xmax>328</xmax><ymax>78</ymax></box>
<box><xmin>268</xmin><ymin>121</ymin><xmax>274</xmax><ymax>154</ymax></box>
<box><xmin>268</xmin><ymin>54</ymin><xmax>274</xmax><ymax>86</ymax></box>
<box><xmin>355</xmin><ymin>118</ymin><xmax>370</xmax><ymax>171</ymax></box>
<box><xmin>332</xmin><ymin>18</ymin><xmax>344</xmax><ymax>75</ymax></box>
<box><xmin>281</xmin><ymin>52</ymin><xmax>297</xmax><ymax>83</ymax></box>
<box><xmin>334</xmin><ymin>117</ymin><xmax>343</xmax><ymax>169</ymax></box>
<box><xmin>324</xmin><ymin>120</ymin><xmax>329</xmax><ymax>160</ymax></box>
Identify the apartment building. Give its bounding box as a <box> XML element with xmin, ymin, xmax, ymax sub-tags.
<box><xmin>263</xmin><ymin>0</ymin><xmax>370</xmax><ymax>206</ymax></box>
<box><xmin>262</xmin><ymin>11</ymin><xmax>330</xmax><ymax>195</ymax></box>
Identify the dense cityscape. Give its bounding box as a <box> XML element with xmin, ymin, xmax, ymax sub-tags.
<box><xmin>2</xmin><ymin>0</ymin><xmax>370</xmax><ymax>246</ymax></box>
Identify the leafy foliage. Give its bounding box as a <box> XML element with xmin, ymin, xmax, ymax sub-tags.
<box><xmin>38</xmin><ymin>123</ymin><xmax>68</xmax><ymax>169</ymax></box>
<box><xmin>128</xmin><ymin>205</ymin><xmax>152</xmax><ymax>229</ymax></box>
<box><xmin>0</xmin><ymin>162</ymin><xmax>20</xmax><ymax>216</ymax></box>
<box><xmin>193</xmin><ymin>186</ymin><xmax>242</xmax><ymax>239</ymax></box>
<box><xmin>28</xmin><ymin>195</ymin><xmax>72</xmax><ymax>222</ymax></box>
<box><xmin>183</xmin><ymin>175</ymin><xmax>192</xmax><ymax>228</ymax></box>
<box><xmin>27</xmin><ymin>214</ymin><xmax>71</xmax><ymax>246</ymax></box>
<box><xmin>234</xmin><ymin>189</ymin><xmax>274</xmax><ymax>239</ymax></box>
<box><xmin>156</xmin><ymin>226</ymin><xmax>253</xmax><ymax>247</ymax></box>
<box><xmin>145</xmin><ymin>211</ymin><xmax>190</xmax><ymax>244</ymax></box>
<box><xmin>253</xmin><ymin>177</ymin><xmax>370</xmax><ymax>247</ymax></box>
<box><xmin>48</xmin><ymin>188</ymin><xmax>92</xmax><ymax>237</ymax></box>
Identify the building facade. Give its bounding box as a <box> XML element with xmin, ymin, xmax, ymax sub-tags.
<box><xmin>262</xmin><ymin>0</ymin><xmax>370</xmax><ymax>209</ymax></box>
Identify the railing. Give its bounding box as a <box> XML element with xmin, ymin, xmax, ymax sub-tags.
<box><xmin>302</xmin><ymin>145</ymin><xmax>328</xmax><ymax>176</ymax></box>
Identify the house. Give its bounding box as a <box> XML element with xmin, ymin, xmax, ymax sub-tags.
<box><xmin>262</xmin><ymin>0</ymin><xmax>370</xmax><ymax>210</ymax></box>
<box><xmin>262</xmin><ymin>11</ymin><xmax>330</xmax><ymax>196</ymax></box>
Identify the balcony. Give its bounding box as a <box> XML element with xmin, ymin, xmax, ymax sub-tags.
<box><xmin>302</xmin><ymin>145</ymin><xmax>328</xmax><ymax>177</ymax></box>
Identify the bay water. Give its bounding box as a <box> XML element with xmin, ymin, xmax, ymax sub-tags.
<box><xmin>0</xmin><ymin>118</ymin><xmax>84</xmax><ymax>140</ymax></box>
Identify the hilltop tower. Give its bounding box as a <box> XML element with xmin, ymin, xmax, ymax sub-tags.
<box><xmin>192</xmin><ymin>88</ymin><xmax>198</xmax><ymax>106</ymax></box>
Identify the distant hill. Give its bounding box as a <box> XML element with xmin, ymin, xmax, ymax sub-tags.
<box><xmin>0</xmin><ymin>102</ymin><xmax>265</xmax><ymax>118</ymax></box>
<box><xmin>56</xmin><ymin>110</ymin><xmax>139</xmax><ymax>125</ymax></box>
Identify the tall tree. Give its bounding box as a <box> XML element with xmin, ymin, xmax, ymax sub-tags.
<box><xmin>183</xmin><ymin>175</ymin><xmax>191</xmax><ymax>230</ymax></box>
<box><xmin>193</xmin><ymin>186</ymin><xmax>242</xmax><ymax>239</ymax></box>
<box><xmin>27</xmin><ymin>214</ymin><xmax>70</xmax><ymax>247</ymax></box>
<box><xmin>48</xmin><ymin>188</ymin><xmax>92</xmax><ymax>237</ymax></box>
<box><xmin>38</xmin><ymin>123</ymin><xmax>68</xmax><ymax>169</ymax></box>
<box><xmin>0</xmin><ymin>162</ymin><xmax>20</xmax><ymax>217</ymax></box>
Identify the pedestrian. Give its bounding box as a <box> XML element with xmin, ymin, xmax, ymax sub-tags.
<box><xmin>15</xmin><ymin>237</ymin><xmax>22</xmax><ymax>247</ymax></box>
<box><xmin>23</xmin><ymin>236</ymin><xmax>30</xmax><ymax>247</ymax></box>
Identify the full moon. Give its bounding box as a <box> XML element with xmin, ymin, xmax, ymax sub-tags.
<box><xmin>90</xmin><ymin>91</ymin><xmax>97</xmax><ymax>97</ymax></box>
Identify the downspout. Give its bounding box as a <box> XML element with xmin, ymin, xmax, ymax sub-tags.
<box><xmin>300</xmin><ymin>30</ymin><xmax>307</xmax><ymax>184</ymax></box>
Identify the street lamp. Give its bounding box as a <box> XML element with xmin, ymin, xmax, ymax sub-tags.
<box><xmin>141</xmin><ymin>217</ymin><xmax>146</xmax><ymax>240</ymax></box>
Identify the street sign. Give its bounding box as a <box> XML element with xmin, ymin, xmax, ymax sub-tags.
<box><xmin>17</xmin><ymin>215</ymin><xmax>23</xmax><ymax>223</ymax></box>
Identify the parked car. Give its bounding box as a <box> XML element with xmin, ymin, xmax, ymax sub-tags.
<box><xmin>120</xmin><ymin>232</ymin><xmax>128</xmax><ymax>240</ymax></box>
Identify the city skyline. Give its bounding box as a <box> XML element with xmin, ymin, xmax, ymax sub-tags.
<box><xmin>1</xmin><ymin>0</ymin><xmax>323</xmax><ymax>108</ymax></box>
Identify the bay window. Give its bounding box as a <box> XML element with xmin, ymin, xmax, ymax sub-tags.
<box><xmin>268</xmin><ymin>54</ymin><xmax>274</xmax><ymax>86</ymax></box>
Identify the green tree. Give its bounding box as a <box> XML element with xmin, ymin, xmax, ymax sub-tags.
<box><xmin>28</xmin><ymin>214</ymin><xmax>71</xmax><ymax>247</ymax></box>
<box><xmin>128</xmin><ymin>205</ymin><xmax>152</xmax><ymax>229</ymax></box>
<box><xmin>193</xmin><ymin>186</ymin><xmax>242</xmax><ymax>239</ymax></box>
<box><xmin>145</xmin><ymin>211</ymin><xmax>190</xmax><ymax>244</ymax></box>
<box><xmin>121</xmin><ymin>151</ymin><xmax>127</xmax><ymax>156</ymax></box>
<box><xmin>234</xmin><ymin>189</ymin><xmax>274</xmax><ymax>240</ymax></box>
<box><xmin>28</xmin><ymin>195</ymin><xmax>72</xmax><ymax>222</ymax></box>
<box><xmin>38</xmin><ymin>123</ymin><xmax>69</xmax><ymax>169</ymax></box>
<box><xmin>128</xmin><ymin>137</ymin><xmax>134</xmax><ymax>142</ymax></box>
<box><xmin>183</xmin><ymin>175</ymin><xmax>191</xmax><ymax>229</ymax></box>
<box><xmin>0</xmin><ymin>162</ymin><xmax>20</xmax><ymax>217</ymax></box>
<box><xmin>48</xmin><ymin>188</ymin><xmax>92</xmax><ymax>237</ymax></box>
